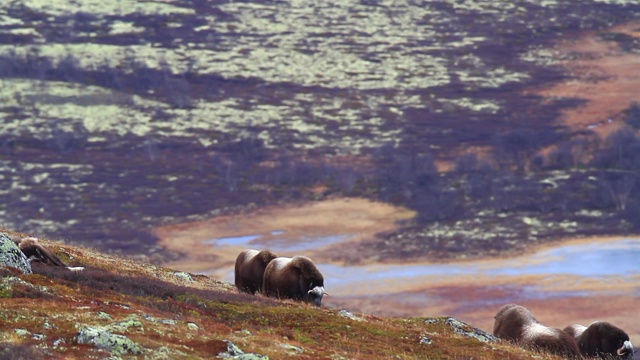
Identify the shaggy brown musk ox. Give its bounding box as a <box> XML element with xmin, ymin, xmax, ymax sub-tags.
<box><xmin>14</xmin><ymin>237</ymin><xmax>84</xmax><ymax>271</ymax></box>
<box><xmin>564</xmin><ymin>322</ymin><xmax>635</xmax><ymax>359</ymax></box>
<box><xmin>493</xmin><ymin>304</ymin><xmax>580</xmax><ymax>358</ymax></box>
<box><xmin>262</xmin><ymin>256</ymin><xmax>326</xmax><ymax>306</ymax></box>
<box><xmin>234</xmin><ymin>249</ymin><xmax>277</xmax><ymax>294</ymax></box>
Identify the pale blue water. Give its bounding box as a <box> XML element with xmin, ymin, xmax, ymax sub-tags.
<box><xmin>490</xmin><ymin>239</ymin><xmax>640</xmax><ymax>277</ymax></box>
<box><xmin>210</xmin><ymin>238</ymin><xmax>640</xmax><ymax>299</ymax></box>
<box><xmin>205</xmin><ymin>231</ymin><xmax>352</xmax><ymax>252</ymax></box>
<box><xmin>203</xmin><ymin>234</ymin><xmax>261</xmax><ymax>247</ymax></box>
<box><xmin>268</xmin><ymin>234</ymin><xmax>351</xmax><ymax>252</ymax></box>
<box><xmin>321</xmin><ymin>239</ymin><xmax>640</xmax><ymax>290</ymax></box>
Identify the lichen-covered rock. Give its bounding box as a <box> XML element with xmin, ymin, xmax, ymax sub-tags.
<box><xmin>173</xmin><ymin>271</ymin><xmax>193</xmax><ymax>282</ymax></box>
<box><xmin>107</xmin><ymin>315</ymin><xmax>144</xmax><ymax>333</ymax></box>
<box><xmin>337</xmin><ymin>309</ymin><xmax>366</xmax><ymax>322</ymax></box>
<box><xmin>75</xmin><ymin>326</ymin><xmax>143</xmax><ymax>355</ymax></box>
<box><xmin>218</xmin><ymin>340</ymin><xmax>268</xmax><ymax>359</ymax></box>
<box><xmin>0</xmin><ymin>274</ymin><xmax>51</xmax><ymax>299</ymax></box>
<box><xmin>0</xmin><ymin>233</ymin><xmax>31</xmax><ymax>274</ymax></box>
<box><xmin>444</xmin><ymin>318</ymin><xmax>498</xmax><ymax>343</ymax></box>
<box><xmin>280</xmin><ymin>343</ymin><xmax>303</xmax><ymax>354</ymax></box>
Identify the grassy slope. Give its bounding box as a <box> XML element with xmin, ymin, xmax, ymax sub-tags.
<box><xmin>0</xmin><ymin>230</ymin><xmax>566</xmax><ymax>359</ymax></box>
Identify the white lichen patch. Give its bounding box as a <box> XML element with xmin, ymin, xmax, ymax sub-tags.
<box><xmin>0</xmin><ymin>79</ymin><xmax>166</xmax><ymax>138</ymax></box>
<box><xmin>522</xmin><ymin>216</ymin><xmax>542</xmax><ymax>227</ymax></box>
<box><xmin>591</xmin><ymin>0</ymin><xmax>638</xmax><ymax>4</ymax></box>
<box><xmin>18</xmin><ymin>0</ymin><xmax>193</xmax><ymax>17</ymax></box>
<box><xmin>521</xmin><ymin>47</ymin><xmax>562</xmax><ymax>66</ymax></box>
<box><xmin>456</xmin><ymin>67</ymin><xmax>530</xmax><ymax>89</ymax></box>
<box><xmin>438</xmin><ymin>98</ymin><xmax>502</xmax><ymax>113</ymax></box>
<box><xmin>0</xmin><ymin>12</ymin><xmax>23</xmax><ymax>27</ymax></box>
<box><xmin>0</xmin><ymin>28</ymin><xmax>42</xmax><ymax>38</ymax></box>
<box><xmin>576</xmin><ymin>209</ymin><xmax>603</xmax><ymax>217</ymax></box>
<box><xmin>109</xmin><ymin>21</ymin><xmax>145</xmax><ymax>35</ymax></box>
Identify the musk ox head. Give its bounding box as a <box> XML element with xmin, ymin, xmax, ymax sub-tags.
<box><xmin>564</xmin><ymin>321</ymin><xmax>634</xmax><ymax>359</ymax></box>
<box><xmin>306</xmin><ymin>284</ymin><xmax>326</xmax><ymax>307</ymax></box>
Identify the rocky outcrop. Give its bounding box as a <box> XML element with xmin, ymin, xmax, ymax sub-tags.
<box><xmin>0</xmin><ymin>233</ymin><xmax>31</xmax><ymax>274</ymax></box>
<box><xmin>218</xmin><ymin>340</ymin><xmax>268</xmax><ymax>359</ymax></box>
<box><xmin>444</xmin><ymin>318</ymin><xmax>498</xmax><ymax>343</ymax></box>
<box><xmin>75</xmin><ymin>326</ymin><xmax>143</xmax><ymax>356</ymax></box>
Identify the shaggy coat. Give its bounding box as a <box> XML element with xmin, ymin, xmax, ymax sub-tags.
<box><xmin>493</xmin><ymin>304</ymin><xmax>580</xmax><ymax>358</ymax></box>
<box><xmin>14</xmin><ymin>237</ymin><xmax>84</xmax><ymax>271</ymax></box>
<box><xmin>234</xmin><ymin>249</ymin><xmax>277</xmax><ymax>294</ymax></box>
<box><xmin>262</xmin><ymin>256</ymin><xmax>326</xmax><ymax>306</ymax></box>
<box><xmin>564</xmin><ymin>322</ymin><xmax>634</xmax><ymax>359</ymax></box>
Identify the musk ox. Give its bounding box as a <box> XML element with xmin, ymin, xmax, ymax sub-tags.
<box><xmin>234</xmin><ymin>249</ymin><xmax>277</xmax><ymax>294</ymax></box>
<box><xmin>14</xmin><ymin>237</ymin><xmax>84</xmax><ymax>271</ymax></box>
<box><xmin>262</xmin><ymin>256</ymin><xmax>326</xmax><ymax>306</ymax></box>
<box><xmin>564</xmin><ymin>322</ymin><xmax>635</xmax><ymax>359</ymax></box>
<box><xmin>493</xmin><ymin>304</ymin><xmax>580</xmax><ymax>358</ymax></box>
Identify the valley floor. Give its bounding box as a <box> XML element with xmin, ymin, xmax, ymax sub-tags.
<box><xmin>154</xmin><ymin>198</ymin><xmax>640</xmax><ymax>354</ymax></box>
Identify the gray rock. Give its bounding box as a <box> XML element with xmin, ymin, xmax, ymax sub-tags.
<box><xmin>444</xmin><ymin>317</ymin><xmax>498</xmax><ymax>343</ymax></box>
<box><xmin>280</xmin><ymin>343</ymin><xmax>304</xmax><ymax>354</ymax></box>
<box><xmin>53</xmin><ymin>338</ymin><xmax>66</xmax><ymax>348</ymax></box>
<box><xmin>218</xmin><ymin>340</ymin><xmax>268</xmax><ymax>359</ymax></box>
<box><xmin>97</xmin><ymin>311</ymin><xmax>113</xmax><ymax>320</ymax></box>
<box><xmin>160</xmin><ymin>319</ymin><xmax>178</xmax><ymax>325</ymax></box>
<box><xmin>0</xmin><ymin>233</ymin><xmax>31</xmax><ymax>274</ymax></box>
<box><xmin>337</xmin><ymin>310</ymin><xmax>365</xmax><ymax>322</ymax></box>
<box><xmin>14</xmin><ymin>328</ymin><xmax>30</xmax><ymax>337</ymax></box>
<box><xmin>173</xmin><ymin>271</ymin><xmax>194</xmax><ymax>282</ymax></box>
<box><xmin>76</xmin><ymin>326</ymin><xmax>143</xmax><ymax>355</ymax></box>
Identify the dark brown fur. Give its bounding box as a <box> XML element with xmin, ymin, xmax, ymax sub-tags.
<box><xmin>563</xmin><ymin>322</ymin><xmax>634</xmax><ymax>359</ymax></box>
<box><xmin>234</xmin><ymin>249</ymin><xmax>277</xmax><ymax>294</ymax></box>
<box><xmin>262</xmin><ymin>256</ymin><xmax>326</xmax><ymax>306</ymax></box>
<box><xmin>493</xmin><ymin>304</ymin><xmax>580</xmax><ymax>358</ymax></box>
<box><xmin>14</xmin><ymin>237</ymin><xmax>68</xmax><ymax>267</ymax></box>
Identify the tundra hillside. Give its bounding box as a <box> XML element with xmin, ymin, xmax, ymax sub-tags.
<box><xmin>1</xmin><ymin>1</ymin><xmax>640</xmax><ymax>263</ymax></box>
<box><xmin>0</xmin><ymin>230</ymin><xmax>570</xmax><ymax>359</ymax></box>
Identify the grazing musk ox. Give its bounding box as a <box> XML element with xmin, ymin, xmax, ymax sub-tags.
<box><xmin>14</xmin><ymin>237</ymin><xmax>84</xmax><ymax>271</ymax></box>
<box><xmin>564</xmin><ymin>322</ymin><xmax>635</xmax><ymax>359</ymax></box>
<box><xmin>234</xmin><ymin>249</ymin><xmax>277</xmax><ymax>294</ymax></box>
<box><xmin>262</xmin><ymin>256</ymin><xmax>326</xmax><ymax>306</ymax></box>
<box><xmin>493</xmin><ymin>304</ymin><xmax>580</xmax><ymax>358</ymax></box>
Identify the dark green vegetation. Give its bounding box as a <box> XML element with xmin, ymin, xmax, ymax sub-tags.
<box><xmin>0</xmin><ymin>232</ymin><xmax>569</xmax><ymax>359</ymax></box>
<box><xmin>1</xmin><ymin>1</ymin><xmax>640</xmax><ymax>262</ymax></box>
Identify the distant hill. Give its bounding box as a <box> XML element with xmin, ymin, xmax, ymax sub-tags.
<box><xmin>1</xmin><ymin>0</ymin><xmax>640</xmax><ymax>261</ymax></box>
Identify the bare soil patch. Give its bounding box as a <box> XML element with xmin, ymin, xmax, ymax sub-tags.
<box><xmin>155</xmin><ymin>198</ymin><xmax>415</xmax><ymax>272</ymax></box>
<box><xmin>538</xmin><ymin>21</ymin><xmax>640</xmax><ymax>135</ymax></box>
